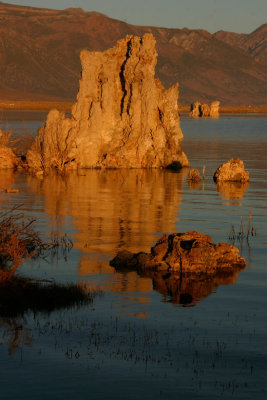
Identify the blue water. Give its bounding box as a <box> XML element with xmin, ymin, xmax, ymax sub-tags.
<box><xmin>0</xmin><ymin>113</ymin><xmax>266</xmax><ymax>399</ymax></box>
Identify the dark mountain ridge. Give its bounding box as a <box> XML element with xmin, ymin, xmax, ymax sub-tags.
<box><xmin>0</xmin><ymin>1</ymin><xmax>266</xmax><ymax>105</ymax></box>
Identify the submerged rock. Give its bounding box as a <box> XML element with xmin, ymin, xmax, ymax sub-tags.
<box><xmin>213</xmin><ymin>158</ymin><xmax>250</xmax><ymax>182</ymax></box>
<box><xmin>27</xmin><ymin>34</ymin><xmax>189</xmax><ymax>170</ymax></box>
<box><xmin>110</xmin><ymin>231</ymin><xmax>246</xmax><ymax>275</ymax></box>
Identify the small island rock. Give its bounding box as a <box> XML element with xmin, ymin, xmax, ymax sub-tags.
<box><xmin>110</xmin><ymin>231</ymin><xmax>246</xmax><ymax>275</ymax></box>
<box><xmin>213</xmin><ymin>158</ymin><xmax>249</xmax><ymax>182</ymax></box>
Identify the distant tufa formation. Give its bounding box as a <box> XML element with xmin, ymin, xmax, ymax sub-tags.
<box><xmin>190</xmin><ymin>101</ymin><xmax>220</xmax><ymax>118</ymax></box>
<box><xmin>27</xmin><ymin>34</ymin><xmax>189</xmax><ymax>170</ymax></box>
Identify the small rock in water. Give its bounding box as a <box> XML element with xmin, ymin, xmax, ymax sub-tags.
<box><xmin>110</xmin><ymin>231</ymin><xmax>246</xmax><ymax>275</ymax></box>
<box><xmin>213</xmin><ymin>158</ymin><xmax>249</xmax><ymax>182</ymax></box>
<box><xmin>188</xmin><ymin>168</ymin><xmax>201</xmax><ymax>182</ymax></box>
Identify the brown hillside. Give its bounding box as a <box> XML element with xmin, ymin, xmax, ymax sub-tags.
<box><xmin>215</xmin><ymin>23</ymin><xmax>267</xmax><ymax>66</ymax></box>
<box><xmin>0</xmin><ymin>1</ymin><xmax>267</xmax><ymax>106</ymax></box>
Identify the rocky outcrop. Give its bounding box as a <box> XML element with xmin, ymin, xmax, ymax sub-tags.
<box><xmin>210</xmin><ymin>101</ymin><xmax>220</xmax><ymax>117</ymax></box>
<box><xmin>188</xmin><ymin>168</ymin><xmax>201</xmax><ymax>182</ymax></box>
<box><xmin>110</xmin><ymin>231</ymin><xmax>246</xmax><ymax>276</ymax></box>
<box><xmin>0</xmin><ymin>146</ymin><xmax>18</xmax><ymax>169</ymax></box>
<box><xmin>189</xmin><ymin>101</ymin><xmax>201</xmax><ymax>118</ymax></box>
<box><xmin>200</xmin><ymin>103</ymin><xmax>210</xmax><ymax>117</ymax></box>
<box><xmin>214</xmin><ymin>158</ymin><xmax>250</xmax><ymax>182</ymax></box>
<box><xmin>26</xmin><ymin>34</ymin><xmax>189</xmax><ymax>170</ymax></box>
<box><xmin>190</xmin><ymin>101</ymin><xmax>220</xmax><ymax>118</ymax></box>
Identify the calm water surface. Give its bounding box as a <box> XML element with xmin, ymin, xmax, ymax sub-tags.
<box><xmin>0</xmin><ymin>112</ymin><xmax>267</xmax><ymax>399</ymax></box>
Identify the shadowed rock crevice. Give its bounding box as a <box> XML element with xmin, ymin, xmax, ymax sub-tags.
<box><xmin>26</xmin><ymin>34</ymin><xmax>189</xmax><ymax>170</ymax></box>
<box><xmin>119</xmin><ymin>40</ymin><xmax>132</xmax><ymax>117</ymax></box>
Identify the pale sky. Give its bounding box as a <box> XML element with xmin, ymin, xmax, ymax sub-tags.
<box><xmin>2</xmin><ymin>0</ymin><xmax>267</xmax><ymax>33</ymax></box>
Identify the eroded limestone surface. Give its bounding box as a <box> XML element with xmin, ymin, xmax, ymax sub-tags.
<box><xmin>27</xmin><ymin>34</ymin><xmax>189</xmax><ymax>170</ymax></box>
<box><xmin>110</xmin><ymin>231</ymin><xmax>246</xmax><ymax>275</ymax></box>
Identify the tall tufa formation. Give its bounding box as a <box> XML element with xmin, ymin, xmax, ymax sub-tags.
<box><xmin>26</xmin><ymin>34</ymin><xmax>189</xmax><ymax>170</ymax></box>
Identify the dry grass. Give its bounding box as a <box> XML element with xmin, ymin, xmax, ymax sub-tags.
<box><xmin>0</xmin><ymin>205</ymin><xmax>94</xmax><ymax>317</ymax></box>
<box><xmin>0</xmin><ymin>206</ymin><xmax>41</xmax><ymax>281</ymax></box>
<box><xmin>228</xmin><ymin>211</ymin><xmax>256</xmax><ymax>243</ymax></box>
<box><xmin>0</xmin><ymin>205</ymin><xmax>73</xmax><ymax>282</ymax></box>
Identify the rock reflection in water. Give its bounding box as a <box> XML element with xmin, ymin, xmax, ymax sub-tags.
<box><xmin>0</xmin><ymin>318</ymin><xmax>33</xmax><ymax>355</ymax></box>
<box><xmin>27</xmin><ymin>169</ymin><xmax>186</xmax><ymax>301</ymax></box>
<box><xmin>0</xmin><ymin>170</ymin><xmax>15</xmax><ymax>192</ymax></box>
<box><xmin>114</xmin><ymin>267</ymin><xmax>245</xmax><ymax>306</ymax></box>
<box><xmin>27</xmin><ymin>169</ymin><xmax>185</xmax><ymax>254</ymax></box>
<box><xmin>217</xmin><ymin>181</ymin><xmax>249</xmax><ymax>205</ymax></box>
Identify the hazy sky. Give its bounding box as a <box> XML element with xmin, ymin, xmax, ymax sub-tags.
<box><xmin>3</xmin><ymin>0</ymin><xmax>267</xmax><ymax>33</ymax></box>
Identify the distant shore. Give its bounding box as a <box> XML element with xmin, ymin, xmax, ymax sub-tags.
<box><xmin>0</xmin><ymin>100</ymin><xmax>267</xmax><ymax>114</ymax></box>
<box><xmin>178</xmin><ymin>105</ymin><xmax>267</xmax><ymax>114</ymax></box>
<box><xmin>0</xmin><ymin>100</ymin><xmax>73</xmax><ymax>112</ymax></box>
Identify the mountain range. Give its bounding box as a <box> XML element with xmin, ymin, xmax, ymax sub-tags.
<box><xmin>0</xmin><ymin>1</ymin><xmax>267</xmax><ymax>105</ymax></box>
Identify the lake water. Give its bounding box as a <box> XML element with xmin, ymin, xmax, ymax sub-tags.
<box><xmin>0</xmin><ymin>112</ymin><xmax>267</xmax><ymax>399</ymax></box>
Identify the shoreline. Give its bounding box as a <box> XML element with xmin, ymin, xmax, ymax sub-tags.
<box><xmin>0</xmin><ymin>100</ymin><xmax>267</xmax><ymax>114</ymax></box>
<box><xmin>178</xmin><ymin>105</ymin><xmax>267</xmax><ymax>114</ymax></box>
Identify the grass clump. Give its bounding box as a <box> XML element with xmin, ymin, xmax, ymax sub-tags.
<box><xmin>0</xmin><ymin>205</ymin><xmax>73</xmax><ymax>281</ymax></box>
<box><xmin>228</xmin><ymin>211</ymin><xmax>256</xmax><ymax>243</ymax></box>
<box><xmin>0</xmin><ymin>205</ymin><xmax>43</xmax><ymax>281</ymax></box>
<box><xmin>0</xmin><ymin>205</ymin><xmax>95</xmax><ymax>317</ymax></box>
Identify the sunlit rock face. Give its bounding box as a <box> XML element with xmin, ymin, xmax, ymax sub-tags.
<box><xmin>0</xmin><ymin>146</ymin><xmax>18</xmax><ymax>169</ymax></box>
<box><xmin>27</xmin><ymin>34</ymin><xmax>189</xmax><ymax>170</ymax></box>
<box><xmin>213</xmin><ymin>158</ymin><xmax>250</xmax><ymax>183</ymax></box>
<box><xmin>189</xmin><ymin>101</ymin><xmax>201</xmax><ymax>118</ymax></box>
<box><xmin>209</xmin><ymin>101</ymin><xmax>220</xmax><ymax>117</ymax></box>
<box><xmin>111</xmin><ymin>231</ymin><xmax>246</xmax><ymax>275</ymax></box>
